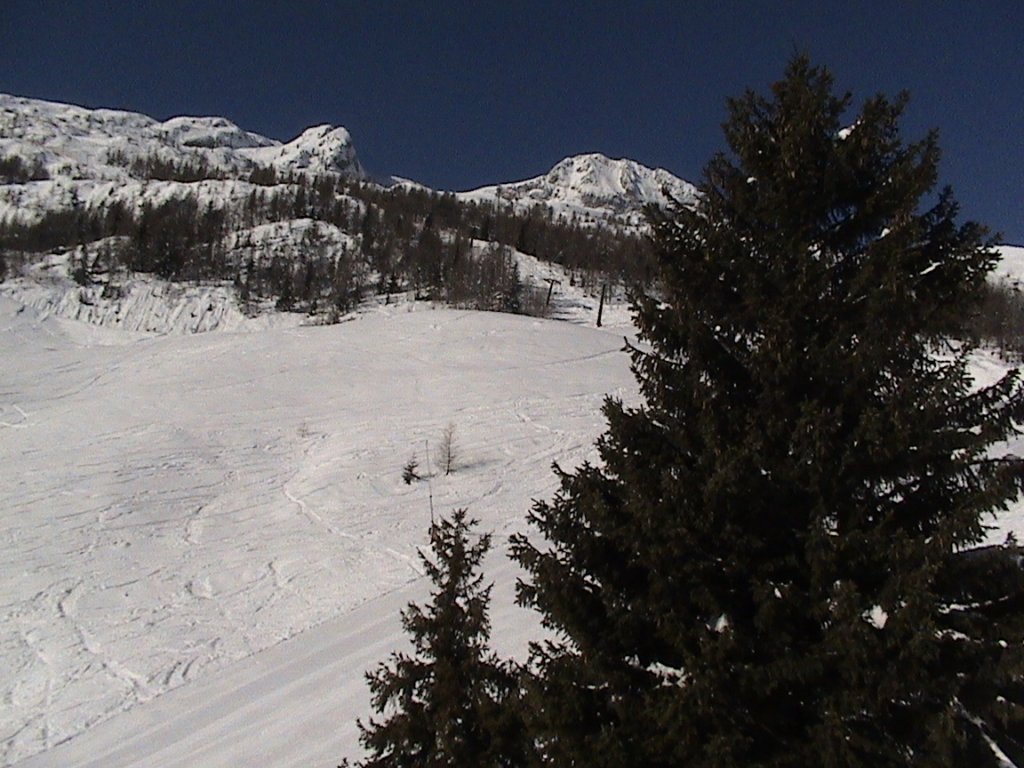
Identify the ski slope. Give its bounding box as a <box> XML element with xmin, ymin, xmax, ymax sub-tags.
<box><xmin>0</xmin><ymin>299</ymin><xmax>636</xmax><ymax>766</ymax></box>
<box><xmin>3</xmin><ymin>293</ymin><xmax>1022</xmax><ymax>767</ymax></box>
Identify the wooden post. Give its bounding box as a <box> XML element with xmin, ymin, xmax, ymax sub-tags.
<box><xmin>545</xmin><ymin>278</ymin><xmax>560</xmax><ymax>309</ymax></box>
<box><xmin>597</xmin><ymin>283</ymin><xmax>607</xmax><ymax>327</ymax></box>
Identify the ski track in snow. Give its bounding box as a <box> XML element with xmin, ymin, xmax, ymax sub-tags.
<box><xmin>0</xmin><ymin>298</ymin><xmax>633</xmax><ymax>767</ymax></box>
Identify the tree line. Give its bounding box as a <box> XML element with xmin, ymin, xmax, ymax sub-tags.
<box><xmin>0</xmin><ymin>154</ymin><xmax>49</xmax><ymax>183</ymax></box>
<box><xmin>0</xmin><ymin>155</ymin><xmax>654</xmax><ymax>318</ymax></box>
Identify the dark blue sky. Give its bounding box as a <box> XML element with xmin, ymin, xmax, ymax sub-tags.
<box><xmin>2</xmin><ymin>1</ymin><xmax>1021</xmax><ymax>242</ymax></box>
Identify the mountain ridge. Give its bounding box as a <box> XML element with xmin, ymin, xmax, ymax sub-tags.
<box><xmin>0</xmin><ymin>93</ymin><xmax>691</xmax><ymax>227</ymax></box>
<box><xmin>0</xmin><ymin>93</ymin><xmax>366</xmax><ymax>187</ymax></box>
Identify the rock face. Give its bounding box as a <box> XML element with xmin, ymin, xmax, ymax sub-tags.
<box><xmin>457</xmin><ymin>152</ymin><xmax>698</xmax><ymax>229</ymax></box>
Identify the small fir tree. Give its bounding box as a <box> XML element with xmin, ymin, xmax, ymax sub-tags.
<box><xmin>511</xmin><ymin>57</ymin><xmax>1024</xmax><ymax>766</ymax></box>
<box><xmin>402</xmin><ymin>455</ymin><xmax>421</xmax><ymax>485</ymax></box>
<box><xmin>349</xmin><ymin>509</ymin><xmax>524</xmax><ymax>767</ymax></box>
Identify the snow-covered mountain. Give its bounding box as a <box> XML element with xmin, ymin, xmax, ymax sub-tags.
<box><xmin>0</xmin><ymin>93</ymin><xmax>699</xmax><ymax>339</ymax></box>
<box><xmin>7</xmin><ymin>91</ymin><xmax>1019</xmax><ymax>339</ymax></box>
<box><xmin>244</xmin><ymin>124</ymin><xmax>363</xmax><ymax>176</ymax></box>
<box><xmin>0</xmin><ymin>93</ymin><xmax>365</xmax><ymax>179</ymax></box>
<box><xmin>457</xmin><ymin>153</ymin><xmax>699</xmax><ymax>229</ymax></box>
<box><xmin>0</xmin><ymin>91</ymin><xmax>707</xmax><ymax>257</ymax></box>
<box><xmin>0</xmin><ymin>93</ymin><xmax>691</xmax><ymax>231</ymax></box>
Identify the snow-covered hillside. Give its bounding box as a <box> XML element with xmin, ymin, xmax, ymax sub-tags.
<box><xmin>1</xmin><ymin>92</ymin><xmax>686</xmax><ymax>336</ymax></box>
<box><xmin>458</xmin><ymin>153</ymin><xmax>698</xmax><ymax>229</ymax></box>
<box><xmin>244</xmin><ymin>124</ymin><xmax>363</xmax><ymax>176</ymax></box>
<box><xmin>0</xmin><ymin>93</ymin><xmax>365</xmax><ymax>224</ymax></box>
<box><xmin>0</xmin><ymin>235</ymin><xmax>630</xmax><ymax>338</ymax></box>
<box><xmin>0</xmin><ymin>299</ymin><xmax>639</xmax><ymax>767</ymax></box>
<box><xmin>2</xmin><ymin>297</ymin><xmax>1021</xmax><ymax>768</ymax></box>
<box><xmin>0</xmin><ymin>255</ymin><xmax>306</xmax><ymax>336</ymax></box>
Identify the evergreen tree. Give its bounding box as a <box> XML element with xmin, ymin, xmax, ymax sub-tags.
<box><xmin>349</xmin><ymin>509</ymin><xmax>525</xmax><ymax>767</ymax></box>
<box><xmin>511</xmin><ymin>57</ymin><xmax>1024</xmax><ymax>766</ymax></box>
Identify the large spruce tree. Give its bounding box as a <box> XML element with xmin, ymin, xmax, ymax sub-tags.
<box><xmin>511</xmin><ymin>57</ymin><xmax>1024</xmax><ymax>766</ymax></box>
<box><xmin>348</xmin><ymin>509</ymin><xmax>524</xmax><ymax>768</ymax></box>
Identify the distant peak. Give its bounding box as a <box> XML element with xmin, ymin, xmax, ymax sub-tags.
<box><xmin>457</xmin><ymin>152</ymin><xmax>697</xmax><ymax>227</ymax></box>
<box><xmin>256</xmin><ymin>123</ymin><xmax>364</xmax><ymax>177</ymax></box>
<box><xmin>294</xmin><ymin>124</ymin><xmax>352</xmax><ymax>142</ymax></box>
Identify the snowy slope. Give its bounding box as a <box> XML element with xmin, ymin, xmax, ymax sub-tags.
<box><xmin>0</xmin><ymin>261</ymin><xmax>306</xmax><ymax>336</ymax></box>
<box><xmin>0</xmin><ymin>231</ymin><xmax>626</xmax><ymax>339</ymax></box>
<box><xmin>157</xmin><ymin>116</ymin><xmax>276</xmax><ymax>151</ymax></box>
<box><xmin>0</xmin><ymin>299</ymin><xmax>637</xmax><ymax>766</ymax></box>
<box><xmin>457</xmin><ymin>153</ymin><xmax>698</xmax><ymax>229</ymax></box>
<box><xmin>2</xmin><ymin>91</ymin><xmax>1021</xmax><ymax>768</ymax></box>
<box><xmin>3</xmin><ymin>297</ymin><xmax>1021</xmax><ymax>768</ymax></box>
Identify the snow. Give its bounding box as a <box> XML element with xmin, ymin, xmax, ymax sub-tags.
<box><xmin>225</xmin><ymin>218</ymin><xmax>359</xmax><ymax>254</ymax></box>
<box><xmin>1</xmin><ymin>90</ymin><xmax>1022</xmax><ymax>768</ymax></box>
<box><xmin>836</xmin><ymin>122</ymin><xmax>858</xmax><ymax>141</ymax></box>
<box><xmin>865</xmin><ymin>605</ymin><xmax>889</xmax><ymax>629</ymax></box>
<box><xmin>0</xmin><ymin>252</ymin><xmax>305</xmax><ymax>336</ymax></box>
<box><xmin>0</xmin><ymin>237</ymin><xmax>634</xmax><ymax>340</ymax></box>
<box><xmin>0</xmin><ymin>174</ymin><xmax>333</xmax><ymax>228</ymax></box>
<box><xmin>1</xmin><ymin>293</ymin><xmax>1021</xmax><ymax>766</ymax></box>
<box><xmin>3</xmin><ymin>275</ymin><xmax>252</xmax><ymax>335</ymax></box>
<box><xmin>484</xmin><ymin>240</ymin><xmax>638</xmax><ymax>331</ymax></box>
<box><xmin>994</xmin><ymin>244</ymin><xmax>1024</xmax><ymax>287</ymax></box>
<box><xmin>0</xmin><ymin>93</ymin><xmax>698</xmax><ymax>237</ymax></box>
<box><xmin>0</xmin><ymin>299</ymin><xmax>636</xmax><ymax>767</ymax></box>
<box><xmin>647</xmin><ymin>662</ymin><xmax>688</xmax><ymax>687</ymax></box>
<box><xmin>457</xmin><ymin>153</ymin><xmax>698</xmax><ymax>230</ymax></box>
<box><xmin>242</xmin><ymin>125</ymin><xmax>365</xmax><ymax>177</ymax></box>
<box><xmin>157</xmin><ymin>117</ymin><xmax>276</xmax><ymax>151</ymax></box>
